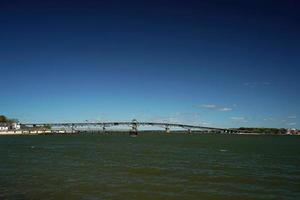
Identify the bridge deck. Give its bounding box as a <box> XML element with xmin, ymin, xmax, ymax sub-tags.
<box><xmin>22</xmin><ymin>121</ymin><xmax>228</xmax><ymax>131</ymax></box>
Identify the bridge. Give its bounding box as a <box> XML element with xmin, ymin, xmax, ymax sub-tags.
<box><xmin>22</xmin><ymin>120</ymin><xmax>238</xmax><ymax>135</ymax></box>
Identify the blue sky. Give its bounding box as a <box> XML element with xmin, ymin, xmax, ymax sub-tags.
<box><xmin>0</xmin><ymin>0</ymin><xmax>299</xmax><ymax>128</ymax></box>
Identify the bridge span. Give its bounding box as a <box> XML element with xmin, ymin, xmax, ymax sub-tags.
<box><xmin>22</xmin><ymin>120</ymin><xmax>237</xmax><ymax>135</ymax></box>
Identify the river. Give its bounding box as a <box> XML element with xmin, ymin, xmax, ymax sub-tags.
<box><xmin>0</xmin><ymin>133</ymin><xmax>299</xmax><ymax>199</ymax></box>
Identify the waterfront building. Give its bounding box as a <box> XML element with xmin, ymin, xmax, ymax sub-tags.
<box><xmin>0</xmin><ymin>123</ymin><xmax>9</xmax><ymax>131</ymax></box>
<box><xmin>286</xmin><ymin>128</ymin><xmax>299</xmax><ymax>135</ymax></box>
<box><xmin>12</xmin><ymin>122</ymin><xmax>21</xmax><ymax>130</ymax></box>
<box><xmin>0</xmin><ymin>122</ymin><xmax>21</xmax><ymax>131</ymax></box>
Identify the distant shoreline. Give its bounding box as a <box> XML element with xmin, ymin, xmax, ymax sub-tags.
<box><xmin>0</xmin><ymin>130</ymin><xmax>298</xmax><ymax>136</ymax></box>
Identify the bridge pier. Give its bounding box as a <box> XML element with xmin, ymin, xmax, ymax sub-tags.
<box><xmin>130</xmin><ymin>126</ymin><xmax>138</xmax><ymax>135</ymax></box>
<box><xmin>129</xmin><ymin>119</ymin><xmax>138</xmax><ymax>136</ymax></box>
<box><xmin>165</xmin><ymin>127</ymin><xmax>170</xmax><ymax>134</ymax></box>
<box><xmin>71</xmin><ymin>124</ymin><xmax>75</xmax><ymax>133</ymax></box>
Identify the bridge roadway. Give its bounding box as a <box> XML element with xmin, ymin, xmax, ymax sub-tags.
<box><xmin>22</xmin><ymin>121</ymin><xmax>235</xmax><ymax>133</ymax></box>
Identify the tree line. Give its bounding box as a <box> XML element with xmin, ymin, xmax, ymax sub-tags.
<box><xmin>0</xmin><ymin>115</ymin><xmax>19</xmax><ymax>124</ymax></box>
<box><xmin>237</xmin><ymin>127</ymin><xmax>287</xmax><ymax>134</ymax></box>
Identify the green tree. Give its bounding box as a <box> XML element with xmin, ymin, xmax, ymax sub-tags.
<box><xmin>44</xmin><ymin>124</ymin><xmax>51</xmax><ymax>129</ymax></box>
<box><xmin>0</xmin><ymin>115</ymin><xmax>8</xmax><ymax>123</ymax></box>
<box><xmin>7</xmin><ymin>118</ymin><xmax>19</xmax><ymax>124</ymax></box>
<box><xmin>0</xmin><ymin>115</ymin><xmax>19</xmax><ymax>125</ymax></box>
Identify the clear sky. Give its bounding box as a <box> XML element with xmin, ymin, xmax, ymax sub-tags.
<box><xmin>0</xmin><ymin>0</ymin><xmax>299</xmax><ymax>128</ymax></box>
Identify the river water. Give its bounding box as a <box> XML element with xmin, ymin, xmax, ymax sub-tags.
<box><xmin>0</xmin><ymin>134</ymin><xmax>299</xmax><ymax>200</ymax></box>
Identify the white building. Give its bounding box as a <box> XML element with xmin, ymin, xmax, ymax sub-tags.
<box><xmin>287</xmin><ymin>128</ymin><xmax>298</xmax><ymax>135</ymax></box>
<box><xmin>0</xmin><ymin>124</ymin><xmax>9</xmax><ymax>131</ymax></box>
<box><xmin>12</xmin><ymin>123</ymin><xmax>21</xmax><ymax>130</ymax></box>
<box><xmin>0</xmin><ymin>123</ymin><xmax>21</xmax><ymax>131</ymax></box>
